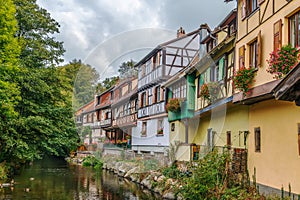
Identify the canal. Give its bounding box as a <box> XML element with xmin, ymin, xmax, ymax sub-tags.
<box><xmin>0</xmin><ymin>157</ymin><xmax>160</xmax><ymax>200</ymax></box>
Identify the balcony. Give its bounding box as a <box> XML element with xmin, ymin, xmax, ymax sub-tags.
<box><xmin>197</xmin><ymin>80</ymin><xmax>233</xmax><ymax>110</ymax></box>
<box><xmin>138</xmin><ymin>101</ymin><xmax>166</xmax><ymax>118</ymax></box>
<box><xmin>112</xmin><ymin>113</ymin><xmax>137</xmax><ymax>127</ymax></box>
<box><xmin>96</xmin><ymin>119</ymin><xmax>111</xmax><ymax>127</ymax></box>
<box><xmin>138</xmin><ymin>65</ymin><xmax>167</xmax><ymax>90</ymax></box>
<box><xmin>168</xmin><ymin>100</ymin><xmax>194</xmax><ymax>121</ymax></box>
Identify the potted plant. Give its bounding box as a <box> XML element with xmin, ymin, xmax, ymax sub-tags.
<box><xmin>199</xmin><ymin>83</ymin><xmax>210</xmax><ymax>101</ymax></box>
<box><xmin>166</xmin><ymin>98</ymin><xmax>183</xmax><ymax>112</ymax></box>
<box><xmin>233</xmin><ymin>66</ymin><xmax>256</xmax><ymax>96</ymax></box>
<box><xmin>157</xmin><ymin>128</ymin><xmax>163</xmax><ymax>135</ymax></box>
<box><xmin>207</xmin><ymin>82</ymin><xmax>220</xmax><ymax>102</ymax></box>
<box><xmin>267</xmin><ymin>44</ymin><xmax>300</xmax><ymax>79</ymax></box>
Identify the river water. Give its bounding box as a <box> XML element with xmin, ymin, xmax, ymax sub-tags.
<box><xmin>0</xmin><ymin>157</ymin><xmax>159</xmax><ymax>200</ymax></box>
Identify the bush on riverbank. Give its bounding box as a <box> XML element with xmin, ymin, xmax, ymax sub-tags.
<box><xmin>159</xmin><ymin>150</ymin><xmax>262</xmax><ymax>199</ymax></box>
<box><xmin>82</xmin><ymin>156</ymin><xmax>103</xmax><ymax>169</ymax></box>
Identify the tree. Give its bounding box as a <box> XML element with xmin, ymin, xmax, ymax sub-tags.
<box><xmin>0</xmin><ymin>0</ymin><xmax>22</xmax><ymax>165</ymax></box>
<box><xmin>60</xmin><ymin>60</ymin><xmax>100</xmax><ymax>110</ymax></box>
<box><xmin>0</xmin><ymin>0</ymin><xmax>78</xmax><ymax>165</ymax></box>
<box><xmin>117</xmin><ymin>59</ymin><xmax>137</xmax><ymax>78</ymax></box>
<box><xmin>96</xmin><ymin>76</ymin><xmax>119</xmax><ymax>94</ymax></box>
<box><xmin>13</xmin><ymin>0</ymin><xmax>65</xmax><ymax>68</ymax></box>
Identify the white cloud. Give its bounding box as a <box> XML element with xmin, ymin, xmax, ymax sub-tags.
<box><xmin>37</xmin><ymin>0</ymin><xmax>235</xmax><ymax>66</ymax></box>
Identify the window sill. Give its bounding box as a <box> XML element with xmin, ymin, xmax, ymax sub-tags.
<box><xmin>141</xmin><ymin>135</ymin><xmax>147</xmax><ymax>137</ymax></box>
<box><xmin>156</xmin><ymin>134</ymin><xmax>164</xmax><ymax>137</ymax></box>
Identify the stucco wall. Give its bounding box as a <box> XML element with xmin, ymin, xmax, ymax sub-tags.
<box><xmin>191</xmin><ymin>105</ymin><xmax>249</xmax><ymax>148</ymax></box>
<box><xmin>248</xmin><ymin>99</ymin><xmax>300</xmax><ymax>194</ymax></box>
<box><xmin>236</xmin><ymin>0</ymin><xmax>300</xmax><ymax>87</ymax></box>
<box><xmin>132</xmin><ymin>117</ymin><xmax>170</xmax><ymax>149</ymax></box>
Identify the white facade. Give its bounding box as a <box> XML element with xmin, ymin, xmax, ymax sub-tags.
<box><xmin>132</xmin><ymin>117</ymin><xmax>169</xmax><ymax>153</ymax></box>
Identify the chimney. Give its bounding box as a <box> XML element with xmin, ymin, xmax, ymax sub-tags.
<box><xmin>177</xmin><ymin>27</ymin><xmax>185</xmax><ymax>38</ymax></box>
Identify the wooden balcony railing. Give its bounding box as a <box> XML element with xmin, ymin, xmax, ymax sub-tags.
<box><xmin>138</xmin><ymin>101</ymin><xmax>166</xmax><ymax>118</ymax></box>
<box><xmin>138</xmin><ymin>65</ymin><xmax>164</xmax><ymax>89</ymax></box>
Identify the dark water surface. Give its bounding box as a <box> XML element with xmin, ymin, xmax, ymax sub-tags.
<box><xmin>0</xmin><ymin>157</ymin><xmax>159</xmax><ymax>200</ymax></box>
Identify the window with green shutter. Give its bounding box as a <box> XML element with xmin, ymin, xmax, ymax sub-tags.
<box><xmin>218</xmin><ymin>57</ymin><xmax>225</xmax><ymax>81</ymax></box>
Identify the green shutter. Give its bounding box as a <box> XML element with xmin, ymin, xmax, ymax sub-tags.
<box><xmin>199</xmin><ymin>74</ymin><xmax>204</xmax><ymax>86</ymax></box>
<box><xmin>218</xmin><ymin>57</ymin><xmax>225</xmax><ymax>81</ymax></box>
<box><xmin>206</xmin><ymin>68</ymin><xmax>211</xmax><ymax>82</ymax></box>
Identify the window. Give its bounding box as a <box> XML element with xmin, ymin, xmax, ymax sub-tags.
<box><xmin>96</xmin><ymin>96</ymin><xmax>100</xmax><ymax>105</ymax></box>
<box><xmin>239</xmin><ymin>46</ymin><xmax>245</xmax><ymax>69</ymax></box>
<box><xmin>215</xmin><ymin>57</ymin><xmax>225</xmax><ymax>81</ymax></box>
<box><xmin>247</xmin><ymin>0</ymin><xmax>258</xmax><ymax>14</ymax></box>
<box><xmin>249</xmin><ymin>40</ymin><xmax>258</xmax><ymax>68</ymax></box>
<box><xmin>207</xmin><ymin>128</ymin><xmax>215</xmax><ymax>150</ymax></box>
<box><xmin>254</xmin><ymin>127</ymin><xmax>261</xmax><ymax>152</ymax></box>
<box><xmin>105</xmin><ymin>112</ymin><xmax>110</xmax><ymax>120</ymax></box>
<box><xmin>157</xmin><ymin>119</ymin><xmax>164</xmax><ymax>135</ymax></box>
<box><xmin>172</xmin><ymin>79</ymin><xmax>187</xmax><ymax>99</ymax></box>
<box><xmin>227</xmin><ymin>51</ymin><xmax>235</xmax><ymax>81</ymax></box>
<box><xmin>289</xmin><ymin>11</ymin><xmax>300</xmax><ymax>48</ymax></box>
<box><xmin>298</xmin><ymin>123</ymin><xmax>300</xmax><ymax>156</ymax></box>
<box><xmin>127</xmin><ymin>102</ymin><xmax>131</xmax><ymax>115</ymax></box>
<box><xmin>242</xmin><ymin>0</ymin><xmax>258</xmax><ymax>19</ymax></box>
<box><xmin>123</xmin><ymin>104</ymin><xmax>128</xmax><ymax>116</ymax></box>
<box><xmin>141</xmin><ymin>122</ymin><xmax>147</xmax><ymax>136</ymax></box>
<box><xmin>148</xmin><ymin>89</ymin><xmax>152</xmax><ymax>105</ymax></box>
<box><xmin>96</xmin><ymin>110</ymin><xmax>100</xmax><ymax>121</ymax></box>
<box><xmin>154</xmin><ymin>86</ymin><xmax>161</xmax><ymax>103</ymax></box>
<box><xmin>141</xmin><ymin>92</ymin><xmax>146</xmax><ymax>107</ymax></box>
<box><xmin>227</xmin><ymin>131</ymin><xmax>232</xmax><ymax>149</ymax></box>
<box><xmin>274</xmin><ymin>19</ymin><xmax>282</xmax><ymax>51</ymax></box>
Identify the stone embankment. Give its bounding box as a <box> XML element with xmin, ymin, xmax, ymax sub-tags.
<box><xmin>102</xmin><ymin>160</ymin><xmax>179</xmax><ymax>200</ymax></box>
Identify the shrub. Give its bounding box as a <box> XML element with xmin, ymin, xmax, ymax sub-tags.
<box><xmin>267</xmin><ymin>44</ymin><xmax>300</xmax><ymax>79</ymax></box>
<box><xmin>233</xmin><ymin>67</ymin><xmax>256</xmax><ymax>96</ymax></box>
<box><xmin>166</xmin><ymin>98</ymin><xmax>183</xmax><ymax>112</ymax></box>
<box><xmin>199</xmin><ymin>83</ymin><xmax>210</xmax><ymax>100</ymax></box>
<box><xmin>82</xmin><ymin>156</ymin><xmax>103</xmax><ymax>169</ymax></box>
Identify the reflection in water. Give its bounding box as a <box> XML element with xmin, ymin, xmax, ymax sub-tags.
<box><xmin>0</xmin><ymin>157</ymin><xmax>159</xmax><ymax>200</ymax></box>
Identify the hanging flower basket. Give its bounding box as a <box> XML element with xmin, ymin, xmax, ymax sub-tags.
<box><xmin>267</xmin><ymin>44</ymin><xmax>300</xmax><ymax>79</ymax></box>
<box><xmin>233</xmin><ymin>67</ymin><xmax>256</xmax><ymax>96</ymax></box>
<box><xmin>207</xmin><ymin>82</ymin><xmax>220</xmax><ymax>102</ymax></box>
<box><xmin>199</xmin><ymin>82</ymin><xmax>220</xmax><ymax>102</ymax></box>
<box><xmin>199</xmin><ymin>83</ymin><xmax>210</xmax><ymax>100</ymax></box>
<box><xmin>166</xmin><ymin>98</ymin><xmax>183</xmax><ymax>112</ymax></box>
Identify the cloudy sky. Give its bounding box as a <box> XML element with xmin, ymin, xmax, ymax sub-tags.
<box><xmin>37</xmin><ymin>0</ymin><xmax>236</xmax><ymax>79</ymax></box>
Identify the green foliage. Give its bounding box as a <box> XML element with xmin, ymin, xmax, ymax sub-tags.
<box><xmin>233</xmin><ymin>67</ymin><xmax>256</xmax><ymax>96</ymax></box>
<box><xmin>177</xmin><ymin>150</ymin><xmax>265</xmax><ymax>199</ymax></box>
<box><xmin>0</xmin><ymin>0</ymin><xmax>79</xmax><ymax>178</ymax></box>
<box><xmin>267</xmin><ymin>44</ymin><xmax>300</xmax><ymax>79</ymax></box>
<box><xmin>96</xmin><ymin>76</ymin><xmax>119</xmax><ymax>94</ymax></box>
<box><xmin>117</xmin><ymin>59</ymin><xmax>137</xmax><ymax>78</ymax></box>
<box><xmin>0</xmin><ymin>162</ymin><xmax>8</xmax><ymax>180</ymax></box>
<box><xmin>142</xmin><ymin>159</ymin><xmax>159</xmax><ymax>171</ymax></box>
<box><xmin>77</xmin><ymin>126</ymin><xmax>92</xmax><ymax>143</ymax></box>
<box><xmin>82</xmin><ymin>156</ymin><xmax>103</xmax><ymax>169</ymax></box>
<box><xmin>71</xmin><ymin>61</ymin><xmax>100</xmax><ymax>109</ymax></box>
<box><xmin>0</xmin><ymin>0</ymin><xmax>20</xmax><ymax>66</ymax></box>
<box><xmin>13</xmin><ymin>0</ymin><xmax>65</xmax><ymax>68</ymax></box>
<box><xmin>162</xmin><ymin>164</ymin><xmax>182</xmax><ymax>179</ymax></box>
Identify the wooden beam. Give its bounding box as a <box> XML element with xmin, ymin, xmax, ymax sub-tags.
<box><xmin>165</xmin><ymin>46</ymin><xmax>198</xmax><ymax>52</ymax></box>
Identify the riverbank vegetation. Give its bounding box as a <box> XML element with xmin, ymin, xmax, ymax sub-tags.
<box><xmin>0</xmin><ymin>0</ymin><xmax>83</xmax><ymax>180</ymax></box>
<box><xmin>75</xmin><ymin>150</ymin><xmax>293</xmax><ymax>200</ymax></box>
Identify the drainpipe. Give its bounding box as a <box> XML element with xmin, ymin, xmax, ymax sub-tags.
<box><xmin>184</xmin><ymin>119</ymin><xmax>188</xmax><ymax>144</ymax></box>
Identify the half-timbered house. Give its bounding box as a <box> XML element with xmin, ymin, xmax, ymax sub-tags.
<box><xmin>132</xmin><ymin>27</ymin><xmax>204</xmax><ymax>154</ymax></box>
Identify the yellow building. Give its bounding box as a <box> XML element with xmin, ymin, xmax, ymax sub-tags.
<box><xmin>233</xmin><ymin>0</ymin><xmax>300</xmax><ymax>195</ymax></box>
<box><xmin>187</xmin><ymin>10</ymin><xmax>251</xmax><ymax>166</ymax></box>
<box><xmin>164</xmin><ymin>10</ymin><xmax>250</xmax><ymax>163</ymax></box>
